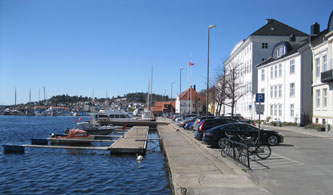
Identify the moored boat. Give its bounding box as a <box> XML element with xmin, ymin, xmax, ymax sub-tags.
<box><xmin>49</xmin><ymin>129</ymin><xmax>95</xmax><ymax>145</ymax></box>
<box><xmin>69</xmin><ymin>122</ymin><xmax>114</xmax><ymax>135</ymax></box>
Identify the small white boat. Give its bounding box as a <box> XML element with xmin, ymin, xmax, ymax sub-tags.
<box><xmin>73</xmin><ymin>122</ymin><xmax>114</xmax><ymax>135</ymax></box>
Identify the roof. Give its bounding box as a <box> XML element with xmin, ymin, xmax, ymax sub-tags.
<box><xmin>251</xmin><ymin>19</ymin><xmax>308</xmax><ymax>37</ymax></box>
<box><xmin>151</xmin><ymin>101</ymin><xmax>175</xmax><ymax>112</ymax></box>
<box><xmin>179</xmin><ymin>87</ymin><xmax>205</xmax><ymax>101</ymax></box>
<box><xmin>256</xmin><ymin>39</ymin><xmax>309</xmax><ymax>68</ymax></box>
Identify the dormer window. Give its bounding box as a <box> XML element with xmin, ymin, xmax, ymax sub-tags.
<box><xmin>276</xmin><ymin>46</ymin><xmax>285</xmax><ymax>57</ymax></box>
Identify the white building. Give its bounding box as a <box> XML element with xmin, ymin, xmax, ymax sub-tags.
<box><xmin>222</xmin><ymin>19</ymin><xmax>308</xmax><ymax>119</ymax></box>
<box><xmin>310</xmin><ymin>12</ymin><xmax>333</xmax><ymax>127</ymax></box>
<box><xmin>257</xmin><ymin>36</ymin><xmax>312</xmax><ymax>124</ymax></box>
<box><xmin>175</xmin><ymin>86</ymin><xmax>205</xmax><ymax>114</ymax></box>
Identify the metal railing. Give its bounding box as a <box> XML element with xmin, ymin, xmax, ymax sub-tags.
<box><xmin>222</xmin><ymin>138</ymin><xmax>251</xmax><ymax>169</ymax></box>
<box><xmin>321</xmin><ymin>69</ymin><xmax>333</xmax><ymax>83</ymax></box>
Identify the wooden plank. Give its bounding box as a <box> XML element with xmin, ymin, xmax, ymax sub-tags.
<box><xmin>109</xmin><ymin>126</ymin><xmax>149</xmax><ymax>154</ymax></box>
<box><xmin>22</xmin><ymin>144</ymin><xmax>109</xmax><ymax>150</ymax></box>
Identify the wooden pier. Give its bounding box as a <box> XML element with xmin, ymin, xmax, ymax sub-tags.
<box><xmin>109</xmin><ymin>126</ymin><xmax>149</xmax><ymax>155</ymax></box>
<box><xmin>3</xmin><ymin>126</ymin><xmax>150</xmax><ymax>155</ymax></box>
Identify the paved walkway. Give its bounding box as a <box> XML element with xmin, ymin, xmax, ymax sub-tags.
<box><xmin>261</xmin><ymin>124</ymin><xmax>333</xmax><ymax>138</ymax></box>
<box><xmin>158</xmin><ymin>121</ymin><xmax>271</xmax><ymax>195</ymax></box>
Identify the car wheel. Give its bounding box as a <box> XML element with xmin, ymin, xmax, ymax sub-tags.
<box><xmin>267</xmin><ymin>135</ymin><xmax>278</xmax><ymax>146</ymax></box>
<box><xmin>217</xmin><ymin>138</ymin><xmax>225</xmax><ymax>148</ymax></box>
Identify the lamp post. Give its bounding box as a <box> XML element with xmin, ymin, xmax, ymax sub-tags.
<box><xmin>179</xmin><ymin>67</ymin><xmax>184</xmax><ymax>114</ymax></box>
<box><xmin>171</xmin><ymin>82</ymin><xmax>174</xmax><ymax>100</ymax></box>
<box><xmin>206</xmin><ymin>24</ymin><xmax>216</xmax><ymax>118</ymax></box>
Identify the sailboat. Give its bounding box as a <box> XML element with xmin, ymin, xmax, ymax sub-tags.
<box><xmin>4</xmin><ymin>88</ymin><xmax>22</xmax><ymax>115</ymax></box>
<box><xmin>141</xmin><ymin>72</ymin><xmax>155</xmax><ymax>121</ymax></box>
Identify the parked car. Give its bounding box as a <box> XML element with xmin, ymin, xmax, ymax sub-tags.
<box><xmin>193</xmin><ymin>116</ymin><xmax>215</xmax><ymax>131</ymax></box>
<box><xmin>194</xmin><ymin>118</ymin><xmax>237</xmax><ymax>141</ymax></box>
<box><xmin>178</xmin><ymin>116</ymin><xmax>201</xmax><ymax>127</ymax></box>
<box><xmin>202</xmin><ymin>122</ymin><xmax>284</xmax><ymax>148</ymax></box>
<box><xmin>184</xmin><ymin>121</ymin><xmax>194</xmax><ymax>129</ymax></box>
<box><xmin>223</xmin><ymin>115</ymin><xmax>256</xmax><ymax>126</ymax></box>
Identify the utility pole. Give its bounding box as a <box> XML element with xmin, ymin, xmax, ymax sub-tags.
<box><xmin>179</xmin><ymin>67</ymin><xmax>184</xmax><ymax>114</ymax></box>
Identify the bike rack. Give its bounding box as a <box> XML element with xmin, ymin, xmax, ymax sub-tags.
<box><xmin>222</xmin><ymin>138</ymin><xmax>251</xmax><ymax>169</ymax></box>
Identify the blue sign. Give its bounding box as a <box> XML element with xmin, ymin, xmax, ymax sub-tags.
<box><xmin>256</xmin><ymin>93</ymin><xmax>265</xmax><ymax>103</ymax></box>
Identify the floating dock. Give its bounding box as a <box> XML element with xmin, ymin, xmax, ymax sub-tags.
<box><xmin>109</xmin><ymin>126</ymin><xmax>149</xmax><ymax>155</ymax></box>
<box><xmin>3</xmin><ymin>126</ymin><xmax>150</xmax><ymax>155</ymax></box>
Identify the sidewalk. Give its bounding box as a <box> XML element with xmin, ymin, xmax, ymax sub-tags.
<box><xmin>158</xmin><ymin>120</ymin><xmax>272</xmax><ymax>195</ymax></box>
<box><xmin>261</xmin><ymin>124</ymin><xmax>333</xmax><ymax>138</ymax></box>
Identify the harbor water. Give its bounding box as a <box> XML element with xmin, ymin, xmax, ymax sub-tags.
<box><xmin>0</xmin><ymin>116</ymin><xmax>171</xmax><ymax>194</ymax></box>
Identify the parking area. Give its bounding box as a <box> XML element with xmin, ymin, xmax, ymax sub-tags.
<box><xmin>249</xmin><ymin>152</ymin><xmax>304</xmax><ymax>170</ymax></box>
<box><xmin>247</xmin><ymin>126</ymin><xmax>333</xmax><ymax>195</ymax></box>
<box><xmin>167</xmin><ymin>116</ymin><xmax>333</xmax><ymax>195</ymax></box>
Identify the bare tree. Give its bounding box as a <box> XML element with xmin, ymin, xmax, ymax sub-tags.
<box><xmin>224</xmin><ymin>61</ymin><xmax>246</xmax><ymax>117</ymax></box>
<box><xmin>214</xmin><ymin>64</ymin><xmax>227</xmax><ymax>116</ymax></box>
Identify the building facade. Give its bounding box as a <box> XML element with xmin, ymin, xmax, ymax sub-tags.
<box><xmin>222</xmin><ymin>19</ymin><xmax>308</xmax><ymax>119</ymax></box>
<box><xmin>257</xmin><ymin>37</ymin><xmax>312</xmax><ymax>124</ymax></box>
<box><xmin>175</xmin><ymin>86</ymin><xmax>205</xmax><ymax>114</ymax></box>
<box><xmin>310</xmin><ymin>12</ymin><xmax>333</xmax><ymax>127</ymax></box>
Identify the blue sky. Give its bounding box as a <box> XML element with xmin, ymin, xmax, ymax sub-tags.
<box><xmin>0</xmin><ymin>0</ymin><xmax>332</xmax><ymax>105</ymax></box>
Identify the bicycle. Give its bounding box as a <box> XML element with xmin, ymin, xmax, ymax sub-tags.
<box><xmin>237</xmin><ymin>134</ymin><xmax>271</xmax><ymax>160</ymax></box>
<box><xmin>220</xmin><ymin>132</ymin><xmax>234</xmax><ymax>158</ymax></box>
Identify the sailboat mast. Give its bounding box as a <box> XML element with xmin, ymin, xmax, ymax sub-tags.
<box><xmin>15</xmin><ymin>87</ymin><xmax>17</xmax><ymax>106</ymax></box>
<box><xmin>147</xmin><ymin>79</ymin><xmax>150</xmax><ymax>109</ymax></box>
<box><xmin>29</xmin><ymin>88</ymin><xmax>31</xmax><ymax>103</ymax></box>
<box><xmin>150</xmin><ymin>66</ymin><xmax>153</xmax><ymax>106</ymax></box>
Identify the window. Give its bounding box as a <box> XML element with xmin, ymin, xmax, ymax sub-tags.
<box><xmin>274</xmin><ymin>85</ymin><xmax>277</xmax><ymax>98</ymax></box>
<box><xmin>261</xmin><ymin>88</ymin><xmax>265</xmax><ymax>93</ymax></box>
<box><xmin>279</xmin><ymin>85</ymin><xmax>282</xmax><ymax>97</ymax></box>
<box><xmin>261</xmin><ymin>69</ymin><xmax>265</xmax><ymax>80</ymax></box>
<box><xmin>290</xmin><ymin>104</ymin><xmax>294</xmax><ymax>117</ymax></box>
<box><xmin>270</xmin><ymin>105</ymin><xmax>273</xmax><ymax>116</ymax></box>
<box><xmin>323</xmin><ymin>88</ymin><xmax>327</xmax><ymax>108</ymax></box>
<box><xmin>278</xmin><ymin>104</ymin><xmax>282</xmax><ymax>116</ymax></box>
<box><xmin>274</xmin><ymin>65</ymin><xmax>278</xmax><ymax>78</ymax></box>
<box><xmin>290</xmin><ymin>59</ymin><xmax>295</xmax><ymax>74</ymax></box>
<box><xmin>276</xmin><ymin>46</ymin><xmax>285</xmax><ymax>57</ymax></box>
<box><xmin>270</xmin><ymin>86</ymin><xmax>273</xmax><ymax>98</ymax></box>
<box><xmin>262</xmin><ymin>58</ymin><xmax>265</xmax><ymax>62</ymax></box>
<box><xmin>322</xmin><ymin>55</ymin><xmax>327</xmax><ymax>72</ymax></box>
<box><xmin>316</xmin><ymin>89</ymin><xmax>320</xmax><ymax>108</ymax></box>
<box><xmin>290</xmin><ymin>83</ymin><xmax>295</xmax><ymax>97</ymax></box>
<box><xmin>271</xmin><ymin>67</ymin><xmax>274</xmax><ymax>79</ymax></box>
<box><xmin>315</xmin><ymin>58</ymin><xmax>320</xmax><ymax>78</ymax></box>
<box><xmin>274</xmin><ymin>105</ymin><xmax>277</xmax><ymax>116</ymax></box>
<box><xmin>279</xmin><ymin>64</ymin><xmax>282</xmax><ymax>77</ymax></box>
<box><xmin>262</xmin><ymin>43</ymin><xmax>268</xmax><ymax>49</ymax></box>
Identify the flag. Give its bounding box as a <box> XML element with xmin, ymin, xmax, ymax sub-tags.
<box><xmin>188</xmin><ymin>62</ymin><xmax>195</xmax><ymax>66</ymax></box>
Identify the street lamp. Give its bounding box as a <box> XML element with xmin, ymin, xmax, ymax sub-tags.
<box><xmin>206</xmin><ymin>24</ymin><xmax>216</xmax><ymax>118</ymax></box>
<box><xmin>171</xmin><ymin>82</ymin><xmax>174</xmax><ymax>100</ymax></box>
<box><xmin>179</xmin><ymin>67</ymin><xmax>184</xmax><ymax>114</ymax></box>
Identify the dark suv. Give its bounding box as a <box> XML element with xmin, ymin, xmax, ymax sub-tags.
<box><xmin>194</xmin><ymin>118</ymin><xmax>237</xmax><ymax>140</ymax></box>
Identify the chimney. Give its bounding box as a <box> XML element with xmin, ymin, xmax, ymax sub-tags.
<box><xmin>193</xmin><ymin>85</ymin><xmax>196</xmax><ymax>91</ymax></box>
<box><xmin>289</xmin><ymin>34</ymin><xmax>296</xmax><ymax>42</ymax></box>
<box><xmin>311</xmin><ymin>22</ymin><xmax>320</xmax><ymax>35</ymax></box>
<box><xmin>266</xmin><ymin>19</ymin><xmax>274</xmax><ymax>24</ymax></box>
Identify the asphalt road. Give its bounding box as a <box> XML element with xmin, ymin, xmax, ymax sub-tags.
<box><xmin>247</xmin><ymin>126</ymin><xmax>333</xmax><ymax>195</ymax></box>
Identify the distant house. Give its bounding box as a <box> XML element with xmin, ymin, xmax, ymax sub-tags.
<box><xmin>310</xmin><ymin>11</ymin><xmax>333</xmax><ymax>127</ymax></box>
<box><xmin>151</xmin><ymin>101</ymin><xmax>175</xmax><ymax>116</ymax></box>
<box><xmin>257</xmin><ymin>36</ymin><xmax>312</xmax><ymax>124</ymax></box>
<box><xmin>175</xmin><ymin>86</ymin><xmax>205</xmax><ymax>114</ymax></box>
